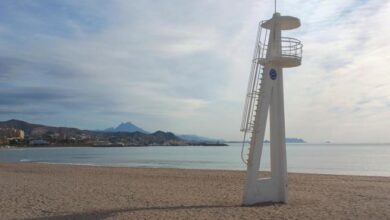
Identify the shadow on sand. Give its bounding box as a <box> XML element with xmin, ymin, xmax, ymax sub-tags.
<box><xmin>26</xmin><ymin>203</ymin><xmax>278</xmax><ymax>220</ymax></box>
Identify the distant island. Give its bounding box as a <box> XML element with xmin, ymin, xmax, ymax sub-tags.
<box><xmin>0</xmin><ymin>119</ymin><xmax>227</xmax><ymax>147</ymax></box>
<box><xmin>227</xmin><ymin>138</ymin><xmax>306</xmax><ymax>144</ymax></box>
<box><xmin>265</xmin><ymin>138</ymin><xmax>306</xmax><ymax>143</ymax></box>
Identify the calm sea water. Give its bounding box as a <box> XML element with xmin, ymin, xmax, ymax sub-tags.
<box><xmin>0</xmin><ymin>143</ymin><xmax>389</xmax><ymax>176</ymax></box>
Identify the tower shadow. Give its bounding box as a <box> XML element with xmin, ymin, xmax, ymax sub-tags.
<box><xmin>25</xmin><ymin>203</ymin><xmax>279</xmax><ymax>220</ymax></box>
<box><xmin>26</xmin><ymin>205</ymin><xmax>237</xmax><ymax>220</ymax></box>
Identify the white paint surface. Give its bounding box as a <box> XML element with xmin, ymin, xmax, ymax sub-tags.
<box><xmin>242</xmin><ymin>13</ymin><xmax>302</xmax><ymax>205</ymax></box>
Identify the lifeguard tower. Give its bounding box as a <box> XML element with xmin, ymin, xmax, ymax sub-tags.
<box><xmin>240</xmin><ymin>11</ymin><xmax>303</xmax><ymax>205</ymax></box>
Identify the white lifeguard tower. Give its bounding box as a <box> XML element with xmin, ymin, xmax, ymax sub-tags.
<box><xmin>240</xmin><ymin>9</ymin><xmax>303</xmax><ymax>205</ymax></box>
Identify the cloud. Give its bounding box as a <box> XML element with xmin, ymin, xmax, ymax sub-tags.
<box><xmin>0</xmin><ymin>0</ymin><xmax>388</xmax><ymax>142</ymax></box>
<box><xmin>0</xmin><ymin>108</ymin><xmax>57</xmax><ymax>115</ymax></box>
<box><xmin>0</xmin><ymin>87</ymin><xmax>72</xmax><ymax>105</ymax></box>
<box><xmin>282</xmin><ymin>0</ymin><xmax>390</xmax><ymax>142</ymax></box>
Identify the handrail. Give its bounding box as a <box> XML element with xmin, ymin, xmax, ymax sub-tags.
<box><xmin>240</xmin><ymin>21</ymin><xmax>267</xmax><ymax>164</ymax></box>
<box><xmin>281</xmin><ymin>37</ymin><xmax>303</xmax><ymax>59</ymax></box>
<box><xmin>253</xmin><ymin>37</ymin><xmax>302</xmax><ymax>62</ymax></box>
<box><xmin>240</xmin><ymin>24</ymin><xmax>303</xmax><ymax>165</ymax></box>
<box><xmin>240</xmin><ymin>21</ymin><xmax>265</xmax><ymax>132</ymax></box>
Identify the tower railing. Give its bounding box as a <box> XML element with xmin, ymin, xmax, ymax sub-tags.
<box><xmin>281</xmin><ymin>37</ymin><xmax>302</xmax><ymax>61</ymax></box>
<box><xmin>240</xmin><ymin>21</ymin><xmax>267</xmax><ymax>133</ymax></box>
<box><xmin>252</xmin><ymin>37</ymin><xmax>302</xmax><ymax>64</ymax></box>
<box><xmin>240</xmin><ymin>21</ymin><xmax>268</xmax><ymax>164</ymax></box>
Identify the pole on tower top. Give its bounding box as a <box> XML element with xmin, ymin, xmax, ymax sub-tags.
<box><xmin>274</xmin><ymin>0</ymin><xmax>276</xmax><ymax>13</ymax></box>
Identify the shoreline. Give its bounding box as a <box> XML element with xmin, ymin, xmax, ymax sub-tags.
<box><xmin>1</xmin><ymin>162</ymin><xmax>389</xmax><ymax>219</ymax></box>
<box><xmin>1</xmin><ymin>144</ymin><xmax>389</xmax><ymax>177</ymax></box>
<box><xmin>0</xmin><ymin>143</ymin><xmax>229</xmax><ymax>149</ymax></box>
<box><xmin>3</xmin><ymin>161</ymin><xmax>390</xmax><ymax>178</ymax></box>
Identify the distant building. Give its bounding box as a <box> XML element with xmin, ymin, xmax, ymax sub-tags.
<box><xmin>0</xmin><ymin>128</ymin><xmax>25</xmax><ymax>140</ymax></box>
<box><xmin>15</xmin><ymin>129</ymin><xmax>24</xmax><ymax>140</ymax></box>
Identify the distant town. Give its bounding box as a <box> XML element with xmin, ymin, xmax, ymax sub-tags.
<box><xmin>0</xmin><ymin>119</ymin><xmax>227</xmax><ymax>147</ymax></box>
<box><xmin>0</xmin><ymin>119</ymin><xmax>306</xmax><ymax>148</ymax></box>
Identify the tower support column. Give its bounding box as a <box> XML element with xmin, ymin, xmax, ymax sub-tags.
<box><xmin>269</xmin><ymin>66</ymin><xmax>288</xmax><ymax>202</ymax></box>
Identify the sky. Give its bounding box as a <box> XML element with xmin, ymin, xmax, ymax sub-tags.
<box><xmin>0</xmin><ymin>0</ymin><xmax>389</xmax><ymax>143</ymax></box>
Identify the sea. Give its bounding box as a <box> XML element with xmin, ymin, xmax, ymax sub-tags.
<box><xmin>0</xmin><ymin>143</ymin><xmax>389</xmax><ymax>176</ymax></box>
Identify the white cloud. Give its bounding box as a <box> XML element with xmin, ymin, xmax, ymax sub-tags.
<box><xmin>0</xmin><ymin>0</ymin><xmax>389</xmax><ymax>142</ymax></box>
<box><xmin>282</xmin><ymin>0</ymin><xmax>390</xmax><ymax>142</ymax></box>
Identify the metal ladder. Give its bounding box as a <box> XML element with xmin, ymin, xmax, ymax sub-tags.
<box><xmin>240</xmin><ymin>22</ymin><xmax>268</xmax><ymax>164</ymax></box>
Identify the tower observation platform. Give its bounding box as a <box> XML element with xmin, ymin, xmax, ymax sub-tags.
<box><xmin>255</xmin><ymin>14</ymin><xmax>302</xmax><ymax>69</ymax></box>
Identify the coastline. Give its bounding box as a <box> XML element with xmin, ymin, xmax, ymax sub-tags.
<box><xmin>1</xmin><ymin>162</ymin><xmax>389</xmax><ymax>219</ymax></box>
<box><xmin>0</xmin><ymin>143</ymin><xmax>229</xmax><ymax>149</ymax></box>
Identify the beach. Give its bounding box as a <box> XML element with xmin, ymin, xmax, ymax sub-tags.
<box><xmin>0</xmin><ymin>162</ymin><xmax>389</xmax><ymax>220</ymax></box>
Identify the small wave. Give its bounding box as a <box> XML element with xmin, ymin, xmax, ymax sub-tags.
<box><xmin>36</xmin><ymin>161</ymin><xmax>99</xmax><ymax>167</ymax></box>
<box><xmin>20</xmin><ymin>159</ymin><xmax>32</xmax><ymax>162</ymax></box>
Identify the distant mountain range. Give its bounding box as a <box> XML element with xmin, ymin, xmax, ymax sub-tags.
<box><xmin>102</xmin><ymin>122</ymin><xmax>223</xmax><ymax>143</ymax></box>
<box><xmin>0</xmin><ymin>119</ymin><xmax>185</xmax><ymax>146</ymax></box>
<box><xmin>0</xmin><ymin>119</ymin><xmax>305</xmax><ymax>146</ymax></box>
<box><xmin>0</xmin><ymin>119</ymin><xmax>81</xmax><ymax>137</ymax></box>
<box><xmin>0</xmin><ymin>119</ymin><xmax>227</xmax><ymax>146</ymax></box>
<box><xmin>103</xmin><ymin>122</ymin><xmax>149</xmax><ymax>133</ymax></box>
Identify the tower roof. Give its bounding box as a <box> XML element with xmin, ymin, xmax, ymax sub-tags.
<box><xmin>261</xmin><ymin>13</ymin><xmax>300</xmax><ymax>30</ymax></box>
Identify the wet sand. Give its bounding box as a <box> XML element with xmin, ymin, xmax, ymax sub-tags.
<box><xmin>0</xmin><ymin>162</ymin><xmax>389</xmax><ymax>220</ymax></box>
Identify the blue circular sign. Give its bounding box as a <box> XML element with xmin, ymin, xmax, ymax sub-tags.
<box><xmin>269</xmin><ymin>69</ymin><xmax>277</xmax><ymax>80</ymax></box>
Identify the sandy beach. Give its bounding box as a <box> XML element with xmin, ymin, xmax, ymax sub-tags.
<box><xmin>0</xmin><ymin>162</ymin><xmax>389</xmax><ymax>220</ymax></box>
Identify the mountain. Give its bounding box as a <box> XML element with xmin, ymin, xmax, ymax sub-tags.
<box><xmin>0</xmin><ymin>119</ymin><xmax>184</xmax><ymax>146</ymax></box>
<box><xmin>178</xmin><ymin>134</ymin><xmax>224</xmax><ymax>143</ymax></box>
<box><xmin>0</xmin><ymin>119</ymin><xmax>82</xmax><ymax>137</ymax></box>
<box><xmin>0</xmin><ymin>119</ymin><xmax>230</xmax><ymax>147</ymax></box>
<box><xmin>104</xmin><ymin>122</ymin><xmax>148</xmax><ymax>134</ymax></box>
